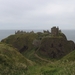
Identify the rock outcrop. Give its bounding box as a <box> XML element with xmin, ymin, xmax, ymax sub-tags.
<box><xmin>38</xmin><ymin>26</ymin><xmax>75</xmax><ymax>58</ymax></box>
<box><xmin>39</xmin><ymin>37</ymin><xmax>75</xmax><ymax>58</ymax></box>
<box><xmin>1</xmin><ymin>26</ymin><xmax>75</xmax><ymax>59</ymax></box>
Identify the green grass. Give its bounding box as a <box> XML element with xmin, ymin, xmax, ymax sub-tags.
<box><xmin>25</xmin><ymin>60</ymin><xmax>75</xmax><ymax>75</ymax></box>
<box><xmin>1</xmin><ymin>33</ymin><xmax>38</xmax><ymax>51</ymax></box>
<box><xmin>61</xmin><ymin>50</ymin><xmax>75</xmax><ymax>61</ymax></box>
<box><xmin>1</xmin><ymin>33</ymin><xmax>75</xmax><ymax>75</ymax></box>
<box><xmin>20</xmin><ymin>46</ymin><xmax>75</xmax><ymax>75</ymax></box>
<box><xmin>25</xmin><ymin>49</ymin><xmax>75</xmax><ymax>75</ymax></box>
<box><xmin>0</xmin><ymin>43</ymin><xmax>33</xmax><ymax>75</ymax></box>
<box><xmin>25</xmin><ymin>58</ymin><xmax>75</xmax><ymax>75</ymax></box>
<box><xmin>0</xmin><ymin>42</ymin><xmax>75</xmax><ymax>75</ymax></box>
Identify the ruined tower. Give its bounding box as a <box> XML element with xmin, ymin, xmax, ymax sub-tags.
<box><xmin>51</xmin><ymin>26</ymin><xmax>59</xmax><ymax>36</ymax></box>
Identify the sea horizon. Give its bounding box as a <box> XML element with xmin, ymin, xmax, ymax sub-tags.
<box><xmin>0</xmin><ymin>29</ymin><xmax>75</xmax><ymax>43</ymax></box>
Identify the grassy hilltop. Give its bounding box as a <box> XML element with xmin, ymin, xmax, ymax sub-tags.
<box><xmin>0</xmin><ymin>43</ymin><xmax>33</xmax><ymax>75</ymax></box>
<box><xmin>0</xmin><ymin>42</ymin><xmax>75</xmax><ymax>75</ymax></box>
<box><xmin>1</xmin><ymin>33</ymin><xmax>38</xmax><ymax>52</ymax></box>
<box><xmin>1</xmin><ymin>28</ymin><xmax>75</xmax><ymax>75</ymax></box>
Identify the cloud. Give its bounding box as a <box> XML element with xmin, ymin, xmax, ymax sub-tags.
<box><xmin>0</xmin><ymin>0</ymin><xmax>75</xmax><ymax>29</ymax></box>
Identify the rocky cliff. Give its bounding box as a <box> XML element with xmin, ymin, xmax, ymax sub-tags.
<box><xmin>38</xmin><ymin>34</ymin><xmax>75</xmax><ymax>58</ymax></box>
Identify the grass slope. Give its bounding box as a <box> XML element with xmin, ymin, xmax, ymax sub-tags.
<box><xmin>0</xmin><ymin>42</ymin><xmax>75</xmax><ymax>75</ymax></box>
<box><xmin>1</xmin><ymin>33</ymin><xmax>38</xmax><ymax>52</ymax></box>
<box><xmin>26</xmin><ymin>50</ymin><xmax>75</xmax><ymax>75</ymax></box>
<box><xmin>1</xmin><ymin>33</ymin><xmax>75</xmax><ymax>75</ymax></box>
<box><xmin>0</xmin><ymin>43</ymin><xmax>33</xmax><ymax>75</ymax></box>
<box><xmin>19</xmin><ymin>45</ymin><xmax>75</xmax><ymax>75</ymax></box>
<box><xmin>61</xmin><ymin>50</ymin><xmax>75</xmax><ymax>61</ymax></box>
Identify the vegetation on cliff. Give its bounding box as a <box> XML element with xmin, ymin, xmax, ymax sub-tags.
<box><xmin>2</xmin><ymin>29</ymin><xmax>75</xmax><ymax>59</ymax></box>
<box><xmin>38</xmin><ymin>37</ymin><xmax>75</xmax><ymax>58</ymax></box>
<box><xmin>1</xmin><ymin>33</ymin><xmax>38</xmax><ymax>52</ymax></box>
<box><xmin>0</xmin><ymin>27</ymin><xmax>75</xmax><ymax>75</ymax></box>
<box><xmin>0</xmin><ymin>43</ymin><xmax>33</xmax><ymax>75</ymax></box>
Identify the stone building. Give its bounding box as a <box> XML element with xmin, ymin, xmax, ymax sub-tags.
<box><xmin>51</xmin><ymin>26</ymin><xmax>59</xmax><ymax>35</ymax></box>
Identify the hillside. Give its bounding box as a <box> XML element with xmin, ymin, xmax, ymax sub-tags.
<box><xmin>1</xmin><ymin>27</ymin><xmax>75</xmax><ymax>75</ymax></box>
<box><xmin>0</xmin><ymin>41</ymin><xmax>75</xmax><ymax>75</ymax></box>
<box><xmin>1</xmin><ymin>33</ymin><xmax>38</xmax><ymax>52</ymax></box>
<box><xmin>61</xmin><ymin>50</ymin><xmax>75</xmax><ymax>61</ymax></box>
<box><xmin>1</xmin><ymin>37</ymin><xmax>75</xmax><ymax>75</ymax></box>
<box><xmin>0</xmin><ymin>43</ymin><xmax>33</xmax><ymax>75</ymax></box>
<box><xmin>25</xmin><ymin>50</ymin><xmax>75</xmax><ymax>75</ymax></box>
<box><xmin>38</xmin><ymin>37</ymin><xmax>75</xmax><ymax>59</ymax></box>
<box><xmin>1</xmin><ymin>27</ymin><xmax>75</xmax><ymax>59</ymax></box>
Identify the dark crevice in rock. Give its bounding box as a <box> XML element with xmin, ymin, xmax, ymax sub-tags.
<box><xmin>51</xmin><ymin>51</ymin><xmax>56</xmax><ymax>58</ymax></box>
<box><xmin>20</xmin><ymin>45</ymin><xmax>28</xmax><ymax>53</ymax></box>
<box><xmin>59</xmin><ymin>44</ymin><xmax>62</xmax><ymax>47</ymax></box>
<box><xmin>51</xmin><ymin>44</ymin><xmax>54</xmax><ymax>48</ymax></box>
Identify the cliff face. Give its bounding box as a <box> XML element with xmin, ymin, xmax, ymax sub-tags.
<box><xmin>1</xmin><ymin>27</ymin><xmax>75</xmax><ymax>59</ymax></box>
<box><xmin>1</xmin><ymin>33</ymin><xmax>38</xmax><ymax>52</ymax></box>
<box><xmin>39</xmin><ymin>37</ymin><xmax>75</xmax><ymax>58</ymax></box>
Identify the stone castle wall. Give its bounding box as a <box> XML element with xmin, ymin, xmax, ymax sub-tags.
<box><xmin>51</xmin><ymin>26</ymin><xmax>59</xmax><ymax>35</ymax></box>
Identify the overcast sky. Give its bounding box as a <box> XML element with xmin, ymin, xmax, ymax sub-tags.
<box><xmin>0</xmin><ymin>0</ymin><xmax>75</xmax><ymax>30</ymax></box>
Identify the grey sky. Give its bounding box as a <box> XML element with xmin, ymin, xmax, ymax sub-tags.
<box><xmin>0</xmin><ymin>0</ymin><xmax>75</xmax><ymax>29</ymax></box>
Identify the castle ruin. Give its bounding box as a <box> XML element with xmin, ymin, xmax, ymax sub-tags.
<box><xmin>51</xmin><ymin>26</ymin><xmax>59</xmax><ymax>35</ymax></box>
